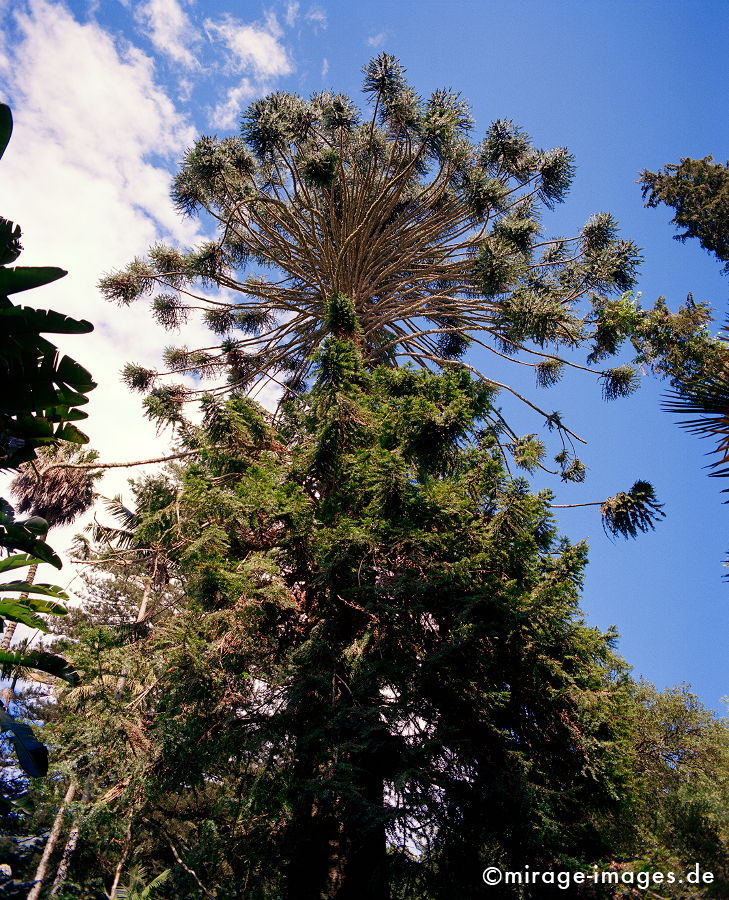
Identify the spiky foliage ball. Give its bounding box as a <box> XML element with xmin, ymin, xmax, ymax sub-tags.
<box><xmin>121</xmin><ymin>363</ymin><xmax>157</xmax><ymax>393</ymax></box>
<box><xmin>601</xmin><ymin>480</ymin><xmax>665</xmax><ymax>539</ymax></box>
<box><xmin>601</xmin><ymin>365</ymin><xmax>640</xmax><ymax>401</ymax></box>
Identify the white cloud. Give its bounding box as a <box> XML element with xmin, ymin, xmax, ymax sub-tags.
<box><xmin>0</xmin><ymin>0</ymin><xmax>204</xmax><ymax>573</ymax></box>
<box><xmin>0</xmin><ymin>1</ymin><xmax>295</xmax><ymax>601</ymax></box>
<box><xmin>285</xmin><ymin>1</ymin><xmax>299</xmax><ymax>28</ymax></box>
<box><xmin>208</xmin><ymin>78</ymin><xmax>256</xmax><ymax>129</ymax></box>
<box><xmin>204</xmin><ymin>13</ymin><xmax>292</xmax><ymax>80</ymax></box>
<box><xmin>321</xmin><ymin>56</ymin><xmax>329</xmax><ymax>79</ymax></box>
<box><xmin>305</xmin><ymin>6</ymin><xmax>327</xmax><ymax>30</ymax></box>
<box><xmin>367</xmin><ymin>31</ymin><xmax>386</xmax><ymax>48</ymax></box>
<box><xmin>177</xmin><ymin>76</ymin><xmax>194</xmax><ymax>102</ymax></box>
<box><xmin>263</xmin><ymin>10</ymin><xmax>284</xmax><ymax>39</ymax></box>
<box><xmin>134</xmin><ymin>0</ymin><xmax>199</xmax><ymax>69</ymax></box>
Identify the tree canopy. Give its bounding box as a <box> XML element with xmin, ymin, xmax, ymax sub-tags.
<box><xmin>641</xmin><ymin>156</ymin><xmax>729</xmax><ymax>273</ymax></box>
<box><xmin>101</xmin><ymin>55</ymin><xmax>721</xmax><ymax>500</ymax></box>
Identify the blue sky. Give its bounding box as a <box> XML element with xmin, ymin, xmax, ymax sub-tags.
<box><xmin>1</xmin><ymin>0</ymin><xmax>728</xmax><ymax>709</ymax></box>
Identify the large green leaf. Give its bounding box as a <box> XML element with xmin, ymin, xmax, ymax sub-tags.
<box><xmin>55</xmin><ymin>422</ymin><xmax>90</xmax><ymax>444</ymax></box>
<box><xmin>0</xmin><ymin>552</ymin><xmax>44</xmax><ymax>573</ymax></box>
<box><xmin>43</xmin><ymin>406</ymin><xmax>89</xmax><ymax>422</ymax></box>
<box><xmin>0</xmin><ymin>600</ymin><xmax>52</xmax><ymax>631</ymax></box>
<box><xmin>0</xmin><ymin>266</ymin><xmax>67</xmax><ymax>295</ymax></box>
<box><xmin>0</xmin><ymin>649</ymin><xmax>79</xmax><ymax>684</ymax></box>
<box><xmin>14</xmin><ymin>595</ymin><xmax>67</xmax><ymax>615</ymax></box>
<box><xmin>0</xmin><ymin>518</ymin><xmax>62</xmax><ymax>568</ymax></box>
<box><xmin>0</xmin><ymin>305</ymin><xmax>93</xmax><ymax>335</ymax></box>
<box><xmin>0</xmin><ymin>347</ymin><xmax>96</xmax><ymax>416</ymax></box>
<box><xmin>0</xmin><ymin>581</ymin><xmax>69</xmax><ymax>601</ymax></box>
<box><xmin>0</xmin><ymin>103</ymin><xmax>11</xmax><ymax>161</ymax></box>
<box><xmin>0</xmin><ymin>792</ymin><xmax>35</xmax><ymax>816</ymax></box>
<box><xmin>0</xmin><ymin>219</ymin><xmax>22</xmax><ymax>266</ymax></box>
<box><xmin>0</xmin><ymin>707</ymin><xmax>48</xmax><ymax>778</ymax></box>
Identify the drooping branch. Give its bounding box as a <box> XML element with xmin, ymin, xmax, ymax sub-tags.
<box><xmin>43</xmin><ymin>448</ymin><xmax>219</xmax><ymax>473</ymax></box>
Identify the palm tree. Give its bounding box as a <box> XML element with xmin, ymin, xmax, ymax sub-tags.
<box><xmin>2</xmin><ymin>445</ymin><xmax>100</xmax><ymax>652</ymax></box>
<box><xmin>663</xmin><ymin>363</ymin><xmax>729</xmax><ymax>477</ymax></box>
<box><xmin>10</xmin><ymin>444</ymin><xmax>100</xmax><ymax>528</ymax></box>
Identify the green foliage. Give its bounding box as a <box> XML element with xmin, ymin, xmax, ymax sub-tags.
<box><xmin>325</xmin><ymin>293</ymin><xmax>361</xmax><ymax>339</ymax></box>
<box><xmin>622</xmin><ymin>684</ymin><xmax>729</xmax><ymax>896</ymax></box>
<box><xmin>508</xmin><ymin>434</ymin><xmax>546</xmax><ymax>472</ymax></box>
<box><xmin>0</xmin><ymin>104</ymin><xmax>96</xmax><ymax>471</ymax></box>
<box><xmin>301</xmin><ymin>148</ymin><xmax>340</xmax><ymax>189</ymax></box>
<box><xmin>641</xmin><ymin>155</ymin><xmax>729</xmax><ymax>565</ymax></box>
<box><xmin>641</xmin><ymin>156</ymin><xmax>729</xmax><ymax>271</ymax></box>
<box><xmin>590</xmin><ymin>293</ymin><xmax>721</xmax><ymax>386</ymax></box>
<box><xmin>0</xmin><ymin>299</ymin><xmax>96</xmax><ymax>469</ymax></box>
<box><xmin>601</xmin><ymin>364</ymin><xmax>640</xmax><ymax>401</ymax></box>
<box><xmin>0</xmin><ymin>650</ymin><xmax>78</xmax><ymax>685</ymax></box>
<box><xmin>663</xmin><ymin>366</ymin><xmax>729</xmax><ymax>477</ymax></box>
<box><xmin>0</xmin><ymin>500</ymin><xmax>60</xmax><ymax>568</ymax></box>
<box><xmin>39</xmin><ymin>356</ymin><xmax>651</xmax><ymax>897</ymax></box>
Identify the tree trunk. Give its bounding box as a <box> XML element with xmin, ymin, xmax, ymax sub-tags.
<box><xmin>334</xmin><ymin>764</ymin><xmax>389</xmax><ymax>900</ymax></box>
<box><xmin>285</xmin><ymin>655</ymin><xmax>390</xmax><ymax>900</ymax></box>
<box><xmin>287</xmin><ymin>757</ymin><xmax>389</xmax><ymax>900</ymax></box>
<box><xmin>114</xmin><ymin>559</ymin><xmax>156</xmax><ymax>699</ymax></box>
<box><xmin>27</xmin><ymin>779</ymin><xmax>76</xmax><ymax>900</ymax></box>
<box><xmin>108</xmin><ymin>814</ymin><xmax>134</xmax><ymax>900</ymax></box>
<box><xmin>48</xmin><ymin>773</ymin><xmax>93</xmax><ymax>897</ymax></box>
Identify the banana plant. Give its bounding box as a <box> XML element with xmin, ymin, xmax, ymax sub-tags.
<box><xmin>0</xmin><ymin>101</ymin><xmax>94</xmax><ymax>777</ymax></box>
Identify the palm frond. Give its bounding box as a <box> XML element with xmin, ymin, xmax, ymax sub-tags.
<box><xmin>663</xmin><ymin>368</ymin><xmax>729</xmax><ymax>474</ymax></box>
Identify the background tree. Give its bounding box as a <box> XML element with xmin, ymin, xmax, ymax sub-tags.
<box><xmin>620</xmin><ymin>683</ymin><xmax>729</xmax><ymax>898</ymax></box>
<box><xmin>641</xmin><ymin>155</ymin><xmax>729</xmax><ymax>558</ymax></box>
<box><xmin>641</xmin><ymin>157</ymin><xmax>729</xmax><ymax>273</ymax></box>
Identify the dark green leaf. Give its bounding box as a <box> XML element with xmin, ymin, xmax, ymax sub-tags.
<box><xmin>0</xmin><ymin>600</ymin><xmax>51</xmax><ymax>631</ymax></box>
<box><xmin>0</xmin><ymin>707</ymin><xmax>48</xmax><ymax>777</ymax></box>
<box><xmin>0</xmin><ymin>103</ymin><xmax>11</xmax><ymax>161</ymax></box>
<box><xmin>0</xmin><ymin>553</ymin><xmax>44</xmax><ymax>573</ymax></box>
<box><xmin>0</xmin><ymin>305</ymin><xmax>92</xmax><ymax>335</ymax></box>
<box><xmin>0</xmin><ymin>267</ymin><xmax>67</xmax><ymax>295</ymax></box>
<box><xmin>0</xmin><ymin>581</ymin><xmax>69</xmax><ymax>601</ymax></box>
<box><xmin>0</xmin><ymin>649</ymin><xmax>79</xmax><ymax>684</ymax></box>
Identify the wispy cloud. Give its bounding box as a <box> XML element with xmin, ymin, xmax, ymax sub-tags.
<box><xmin>135</xmin><ymin>0</ymin><xmax>199</xmax><ymax>69</ymax></box>
<box><xmin>321</xmin><ymin>56</ymin><xmax>329</xmax><ymax>79</ymax></box>
<box><xmin>305</xmin><ymin>6</ymin><xmax>327</xmax><ymax>31</ymax></box>
<box><xmin>208</xmin><ymin>78</ymin><xmax>256</xmax><ymax>129</ymax></box>
<box><xmin>367</xmin><ymin>31</ymin><xmax>386</xmax><ymax>48</ymax></box>
<box><xmin>285</xmin><ymin>1</ymin><xmax>300</xmax><ymax>28</ymax></box>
